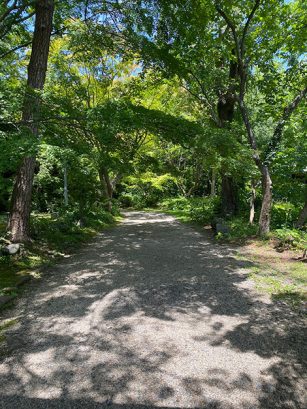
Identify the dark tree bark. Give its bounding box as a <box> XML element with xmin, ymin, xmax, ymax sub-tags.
<box><xmin>8</xmin><ymin>0</ymin><xmax>55</xmax><ymax>242</ymax></box>
<box><xmin>295</xmin><ymin>200</ymin><xmax>307</xmax><ymax>229</ymax></box>
<box><xmin>258</xmin><ymin>166</ymin><xmax>272</xmax><ymax>234</ymax></box>
<box><xmin>98</xmin><ymin>166</ymin><xmax>113</xmax><ymax>212</ymax></box>
<box><xmin>217</xmin><ymin>53</ymin><xmax>239</xmax><ymax>217</ymax></box>
<box><xmin>221</xmin><ymin>175</ymin><xmax>238</xmax><ymax>217</ymax></box>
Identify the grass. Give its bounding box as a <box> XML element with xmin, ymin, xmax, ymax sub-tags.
<box><xmin>248</xmin><ymin>262</ymin><xmax>306</xmax><ymax>308</ymax></box>
<box><xmin>0</xmin><ymin>318</ymin><xmax>18</xmax><ymax>343</ymax></box>
<box><xmin>0</xmin><ymin>211</ymin><xmax>120</xmax><ymax>298</ymax></box>
<box><xmin>236</xmin><ymin>239</ymin><xmax>306</xmax><ymax>309</ymax></box>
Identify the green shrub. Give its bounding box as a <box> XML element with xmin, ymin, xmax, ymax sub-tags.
<box><xmin>159</xmin><ymin>196</ymin><xmax>219</xmax><ymax>225</ymax></box>
<box><xmin>271</xmin><ymin>202</ymin><xmax>300</xmax><ymax>229</ymax></box>
<box><xmin>159</xmin><ymin>197</ymin><xmax>191</xmax><ymax>211</ymax></box>
<box><xmin>120</xmin><ymin>188</ymin><xmax>161</xmax><ymax>209</ymax></box>
<box><xmin>30</xmin><ymin>206</ymin><xmax>115</xmax><ymax>249</ymax></box>
<box><xmin>189</xmin><ymin>197</ymin><xmax>219</xmax><ymax>224</ymax></box>
<box><xmin>119</xmin><ymin>194</ymin><xmax>134</xmax><ymax>208</ymax></box>
<box><xmin>216</xmin><ymin>217</ymin><xmax>258</xmax><ymax>241</ymax></box>
<box><xmin>82</xmin><ymin>208</ymin><xmax>115</xmax><ymax>228</ymax></box>
<box><xmin>120</xmin><ymin>173</ymin><xmax>178</xmax><ymax>209</ymax></box>
<box><xmin>271</xmin><ymin>228</ymin><xmax>307</xmax><ymax>250</ymax></box>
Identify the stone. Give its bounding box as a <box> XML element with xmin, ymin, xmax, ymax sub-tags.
<box><xmin>216</xmin><ymin>222</ymin><xmax>230</xmax><ymax>234</ymax></box>
<box><xmin>76</xmin><ymin>219</ymin><xmax>85</xmax><ymax>227</ymax></box>
<box><xmin>1</xmin><ymin>243</ymin><xmax>20</xmax><ymax>255</ymax></box>
<box><xmin>211</xmin><ymin>217</ymin><xmax>230</xmax><ymax>234</ymax></box>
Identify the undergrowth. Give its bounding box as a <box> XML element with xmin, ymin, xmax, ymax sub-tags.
<box><xmin>0</xmin><ymin>208</ymin><xmax>119</xmax><ymax>296</ymax></box>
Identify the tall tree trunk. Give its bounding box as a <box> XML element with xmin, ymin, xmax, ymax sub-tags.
<box><xmin>258</xmin><ymin>165</ymin><xmax>272</xmax><ymax>235</ymax></box>
<box><xmin>210</xmin><ymin>168</ymin><xmax>216</xmax><ymax>197</ymax></box>
<box><xmin>221</xmin><ymin>174</ymin><xmax>238</xmax><ymax>217</ymax></box>
<box><xmin>63</xmin><ymin>164</ymin><xmax>68</xmax><ymax>206</ymax></box>
<box><xmin>7</xmin><ymin>0</ymin><xmax>54</xmax><ymax>242</ymax></box>
<box><xmin>249</xmin><ymin>179</ymin><xmax>256</xmax><ymax>225</ymax></box>
<box><xmin>98</xmin><ymin>166</ymin><xmax>113</xmax><ymax>212</ymax></box>
<box><xmin>216</xmin><ymin>55</ymin><xmax>239</xmax><ymax>217</ymax></box>
<box><xmin>238</xmin><ymin>100</ymin><xmax>274</xmax><ymax>235</ymax></box>
<box><xmin>295</xmin><ymin>200</ymin><xmax>307</xmax><ymax>229</ymax></box>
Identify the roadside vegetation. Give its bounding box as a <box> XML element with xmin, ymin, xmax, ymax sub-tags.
<box><xmin>0</xmin><ymin>210</ymin><xmax>119</xmax><ymax>298</ymax></box>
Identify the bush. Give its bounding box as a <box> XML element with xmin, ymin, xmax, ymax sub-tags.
<box><xmin>159</xmin><ymin>197</ymin><xmax>191</xmax><ymax>211</ymax></box>
<box><xmin>159</xmin><ymin>196</ymin><xmax>220</xmax><ymax>225</ymax></box>
<box><xmin>271</xmin><ymin>202</ymin><xmax>300</xmax><ymax>229</ymax></box>
<box><xmin>271</xmin><ymin>228</ymin><xmax>307</xmax><ymax>250</ymax></box>
<box><xmin>189</xmin><ymin>197</ymin><xmax>220</xmax><ymax>224</ymax></box>
<box><xmin>82</xmin><ymin>208</ymin><xmax>115</xmax><ymax>228</ymax></box>
<box><xmin>119</xmin><ymin>189</ymin><xmax>160</xmax><ymax>209</ymax></box>
<box><xmin>30</xmin><ymin>206</ymin><xmax>115</xmax><ymax>247</ymax></box>
<box><xmin>119</xmin><ymin>194</ymin><xmax>134</xmax><ymax>208</ymax></box>
<box><xmin>120</xmin><ymin>173</ymin><xmax>178</xmax><ymax>209</ymax></box>
<box><xmin>215</xmin><ymin>217</ymin><xmax>258</xmax><ymax>241</ymax></box>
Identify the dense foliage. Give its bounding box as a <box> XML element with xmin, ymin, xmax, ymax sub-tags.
<box><xmin>0</xmin><ymin>0</ymin><xmax>305</xmax><ymax>246</ymax></box>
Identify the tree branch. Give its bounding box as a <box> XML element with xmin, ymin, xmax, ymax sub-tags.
<box><xmin>215</xmin><ymin>4</ymin><xmax>245</xmax><ymax>99</ymax></box>
<box><xmin>241</xmin><ymin>0</ymin><xmax>261</xmax><ymax>56</ymax></box>
<box><xmin>265</xmin><ymin>87</ymin><xmax>307</xmax><ymax>163</ymax></box>
<box><xmin>215</xmin><ymin>4</ymin><xmax>241</xmax><ymax>59</ymax></box>
<box><xmin>0</xmin><ymin>40</ymin><xmax>32</xmax><ymax>59</ymax></box>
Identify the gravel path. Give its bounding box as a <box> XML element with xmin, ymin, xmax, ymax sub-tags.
<box><xmin>0</xmin><ymin>211</ymin><xmax>306</xmax><ymax>409</ymax></box>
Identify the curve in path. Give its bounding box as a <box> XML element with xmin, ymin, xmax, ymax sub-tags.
<box><xmin>0</xmin><ymin>211</ymin><xmax>306</xmax><ymax>409</ymax></box>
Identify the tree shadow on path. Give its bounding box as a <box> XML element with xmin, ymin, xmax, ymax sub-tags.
<box><xmin>0</xmin><ymin>211</ymin><xmax>306</xmax><ymax>408</ymax></box>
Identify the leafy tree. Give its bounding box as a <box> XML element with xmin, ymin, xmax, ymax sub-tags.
<box><xmin>124</xmin><ymin>0</ymin><xmax>306</xmax><ymax>233</ymax></box>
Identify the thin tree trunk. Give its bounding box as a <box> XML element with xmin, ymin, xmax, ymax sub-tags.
<box><xmin>111</xmin><ymin>173</ymin><xmax>123</xmax><ymax>191</ymax></box>
<box><xmin>8</xmin><ymin>0</ymin><xmax>54</xmax><ymax>242</ymax></box>
<box><xmin>210</xmin><ymin>168</ymin><xmax>216</xmax><ymax>197</ymax></box>
<box><xmin>63</xmin><ymin>164</ymin><xmax>68</xmax><ymax>206</ymax></box>
<box><xmin>238</xmin><ymin>100</ymin><xmax>274</xmax><ymax>235</ymax></box>
<box><xmin>258</xmin><ymin>165</ymin><xmax>272</xmax><ymax>235</ymax></box>
<box><xmin>249</xmin><ymin>180</ymin><xmax>256</xmax><ymax>224</ymax></box>
<box><xmin>98</xmin><ymin>166</ymin><xmax>113</xmax><ymax>212</ymax></box>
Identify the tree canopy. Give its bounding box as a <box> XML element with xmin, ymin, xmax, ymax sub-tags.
<box><xmin>0</xmin><ymin>0</ymin><xmax>305</xmax><ymax>242</ymax></box>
